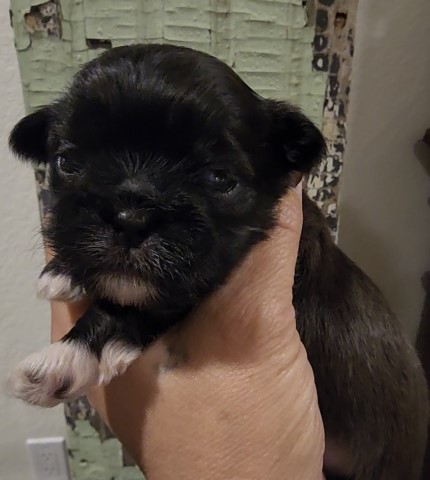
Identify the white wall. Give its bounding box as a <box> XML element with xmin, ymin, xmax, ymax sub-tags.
<box><xmin>0</xmin><ymin>1</ymin><xmax>67</xmax><ymax>479</ymax></box>
<box><xmin>338</xmin><ymin>0</ymin><xmax>430</xmax><ymax>340</ymax></box>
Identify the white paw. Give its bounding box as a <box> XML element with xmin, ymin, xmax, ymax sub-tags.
<box><xmin>7</xmin><ymin>342</ymin><xmax>99</xmax><ymax>407</ymax></box>
<box><xmin>99</xmin><ymin>341</ymin><xmax>141</xmax><ymax>384</ymax></box>
<box><xmin>7</xmin><ymin>340</ymin><xmax>141</xmax><ymax>407</ymax></box>
<box><xmin>37</xmin><ymin>272</ymin><xmax>86</xmax><ymax>302</ymax></box>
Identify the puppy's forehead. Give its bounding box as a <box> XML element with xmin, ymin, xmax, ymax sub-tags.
<box><xmin>61</xmin><ymin>86</ymin><xmax>228</xmax><ymax>158</ymax></box>
<box><xmin>56</xmin><ymin>45</ymin><xmax>264</xmax><ymax>153</ymax></box>
<box><xmin>51</xmin><ymin>46</ymin><xmax>265</xmax><ymax>172</ymax></box>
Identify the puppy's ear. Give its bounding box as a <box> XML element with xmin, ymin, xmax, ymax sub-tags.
<box><xmin>266</xmin><ymin>100</ymin><xmax>326</xmax><ymax>175</ymax></box>
<box><xmin>9</xmin><ymin>107</ymin><xmax>52</xmax><ymax>165</ymax></box>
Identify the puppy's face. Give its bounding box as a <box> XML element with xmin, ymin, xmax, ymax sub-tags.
<box><xmin>10</xmin><ymin>44</ymin><xmax>325</xmax><ymax>310</ymax></box>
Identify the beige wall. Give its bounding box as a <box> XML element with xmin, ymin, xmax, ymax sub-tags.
<box><xmin>0</xmin><ymin>1</ymin><xmax>66</xmax><ymax>479</ymax></box>
<box><xmin>338</xmin><ymin>0</ymin><xmax>430</xmax><ymax>340</ymax></box>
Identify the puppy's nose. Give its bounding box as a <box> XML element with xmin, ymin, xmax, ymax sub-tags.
<box><xmin>115</xmin><ymin>209</ymin><xmax>146</xmax><ymax>228</ymax></box>
<box><xmin>111</xmin><ymin>209</ymin><xmax>150</xmax><ymax>247</ymax></box>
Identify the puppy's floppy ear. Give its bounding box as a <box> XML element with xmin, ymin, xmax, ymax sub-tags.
<box><xmin>265</xmin><ymin>100</ymin><xmax>326</xmax><ymax>174</ymax></box>
<box><xmin>9</xmin><ymin>107</ymin><xmax>52</xmax><ymax>165</ymax></box>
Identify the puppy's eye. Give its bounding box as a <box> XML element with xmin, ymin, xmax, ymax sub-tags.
<box><xmin>55</xmin><ymin>155</ymin><xmax>82</xmax><ymax>177</ymax></box>
<box><xmin>205</xmin><ymin>170</ymin><xmax>238</xmax><ymax>193</ymax></box>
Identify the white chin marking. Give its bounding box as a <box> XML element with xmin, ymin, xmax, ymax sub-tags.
<box><xmin>6</xmin><ymin>342</ymin><xmax>99</xmax><ymax>408</ymax></box>
<box><xmin>97</xmin><ymin>275</ymin><xmax>157</xmax><ymax>306</ymax></box>
<box><xmin>99</xmin><ymin>340</ymin><xmax>141</xmax><ymax>384</ymax></box>
<box><xmin>37</xmin><ymin>272</ymin><xmax>85</xmax><ymax>302</ymax></box>
<box><xmin>7</xmin><ymin>340</ymin><xmax>141</xmax><ymax>407</ymax></box>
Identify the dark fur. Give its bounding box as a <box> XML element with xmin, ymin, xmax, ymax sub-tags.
<box><xmin>9</xmin><ymin>44</ymin><xmax>428</xmax><ymax>479</ymax></box>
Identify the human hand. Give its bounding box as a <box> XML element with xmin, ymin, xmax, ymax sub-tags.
<box><xmin>51</xmin><ymin>183</ymin><xmax>325</xmax><ymax>480</ymax></box>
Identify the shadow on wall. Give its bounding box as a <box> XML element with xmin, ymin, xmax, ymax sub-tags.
<box><xmin>415</xmin><ymin>133</ymin><xmax>430</xmax><ymax>366</ymax></box>
<box><xmin>416</xmin><ymin>271</ymin><xmax>430</xmax><ymax>480</ymax></box>
<box><xmin>339</xmin><ymin>202</ymin><xmax>403</xmax><ymax>312</ymax></box>
<box><xmin>414</xmin><ymin>131</ymin><xmax>430</xmax><ymax>480</ymax></box>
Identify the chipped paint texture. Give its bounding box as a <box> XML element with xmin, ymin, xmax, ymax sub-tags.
<box><xmin>65</xmin><ymin>398</ymin><xmax>143</xmax><ymax>479</ymax></box>
<box><xmin>10</xmin><ymin>0</ymin><xmax>327</xmax><ymax>122</ymax></box>
<box><xmin>307</xmin><ymin>0</ymin><xmax>358</xmax><ymax>233</ymax></box>
<box><xmin>24</xmin><ymin>0</ymin><xmax>62</xmax><ymax>38</ymax></box>
<box><xmin>10</xmin><ymin>0</ymin><xmax>356</xmax><ymax>478</ymax></box>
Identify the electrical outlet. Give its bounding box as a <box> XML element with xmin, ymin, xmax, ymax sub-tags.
<box><xmin>26</xmin><ymin>437</ymin><xmax>72</xmax><ymax>480</ymax></box>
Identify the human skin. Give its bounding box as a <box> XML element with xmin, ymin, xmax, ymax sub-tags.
<box><xmin>50</xmin><ymin>183</ymin><xmax>325</xmax><ymax>480</ymax></box>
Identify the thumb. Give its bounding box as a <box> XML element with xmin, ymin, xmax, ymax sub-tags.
<box><xmin>211</xmin><ymin>182</ymin><xmax>303</xmax><ymax>310</ymax></box>
<box><xmin>232</xmin><ymin>181</ymin><xmax>303</xmax><ymax>290</ymax></box>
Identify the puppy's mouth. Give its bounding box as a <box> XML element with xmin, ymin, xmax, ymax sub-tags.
<box><xmin>110</xmin><ymin>233</ymin><xmax>158</xmax><ymax>257</ymax></box>
<box><xmin>97</xmin><ymin>236</ymin><xmax>162</xmax><ymax>278</ymax></box>
<box><xmin>112</xmin><ymin>229</ymin><xmax>150</xmax><ymax>250</ymax></box>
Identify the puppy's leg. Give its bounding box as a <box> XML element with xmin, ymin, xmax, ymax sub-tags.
<box><xmin>7</xmin><ymin>305</ymin><xmax>142</xmax><ymax>407</ymax></box>
<box><xmin>37</xmin><ymin>258</ymin><xmax>86</xmax><ymax>302</ymax></box>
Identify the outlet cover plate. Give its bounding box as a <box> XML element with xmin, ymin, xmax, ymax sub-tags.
<box><xmin>26</xmin><ymin>437</ymin><xmax>71</xmax><ymax>480</ymax></box>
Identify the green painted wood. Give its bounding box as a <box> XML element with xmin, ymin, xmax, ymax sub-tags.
<box><xmin>10</xmin><ymin>0</ymin><xmax>327</xmax><ymax>123</ymax></box>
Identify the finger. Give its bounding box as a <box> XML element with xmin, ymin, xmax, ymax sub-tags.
<box><xmin>220</xmin><ymin>183</ymin><xmax>303</xmax><ymax>300</ymax></box>
<box><xmin>276</xmin><ymin>181</ymin><xmax>303</xmax><ymax>235</ymax></box>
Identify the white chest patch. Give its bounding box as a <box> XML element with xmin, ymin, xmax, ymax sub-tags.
<box><xmin>97</xmin><ymin>275</ymin><xmax>157</xmax><ymax>306</ymax></box>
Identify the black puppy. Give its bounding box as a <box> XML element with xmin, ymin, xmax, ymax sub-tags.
<box><xmin>8</xmin><ymin>44</ymin><xmax>428</xmax><ymax>479</ymax></box>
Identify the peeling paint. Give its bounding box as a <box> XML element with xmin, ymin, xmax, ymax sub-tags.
<box><xmin>24</xmin><ymin>0</ymin><xmax>62</xmax><ymax>38</ymax></box>
<box><xmin>10</xmin><ymin>0</ymin><xmax>328</xmax><ymax>120</ymax></box>
<box><xmin>68</xmin><ymin>420</ymin><xmax>143</xmax><ymax>480</ymax></box>
<box><xmin>65</xmin><ymin>398</ymin><xmax>144</xmax><ymax>479</ymax></box>
<box><xmin>306</xmin><ymin>0</ymin><xmax>358</xmax><ymax>235</ymax></box>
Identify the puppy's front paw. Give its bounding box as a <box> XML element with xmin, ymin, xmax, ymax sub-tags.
<box><xmin>99</xmin><ymin>341</ymin><xmax>142</xmax><ymax>384</ymax></box>
<box><xmin>7</xmin><ymin>340</ymin><xmax>141</xmax><ymax>407</ymax></box>
<box><xmin>6</xmin><ymin>342</ymin><xmax>99</xmax><ymax>407</ymax></box>
<box><xmin>37</xmin><ymin>271</ymin><xmax>86</xmax><ymax>302</ymax></box>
